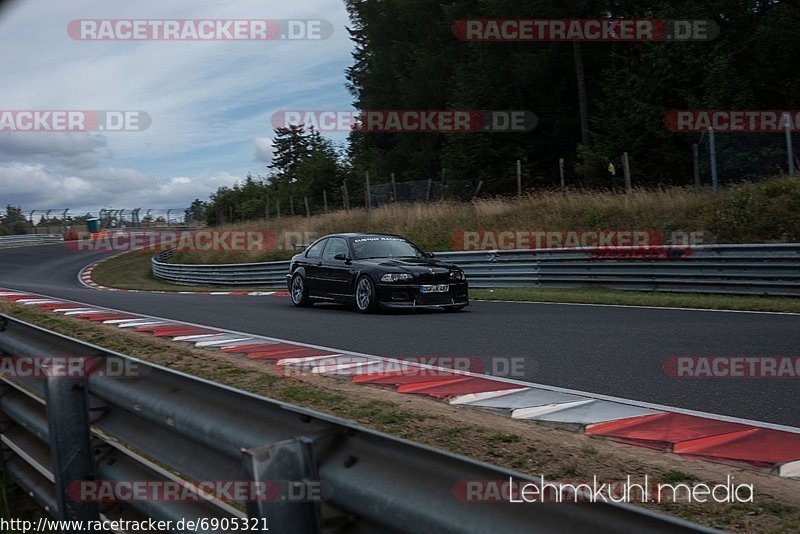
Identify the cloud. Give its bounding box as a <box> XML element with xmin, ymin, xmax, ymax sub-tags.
<box><xmin>253</xmin><ymin>136</ymin><xmax>274</xmax><ymax>163</ymax></box>
<box><xmin>0</xmin><ymin>162</ymin><xmax>239</xmax><ymax>212</ymax></box>
<box><xmin>0</xmin><ymin>0</ymin><xmax>353</xmax><ymax>210</ymax></box>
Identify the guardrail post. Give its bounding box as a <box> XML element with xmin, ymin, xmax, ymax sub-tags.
<box><xmin>241</xmin><ymin>438</ymin><xmax>322</xmax><ymax>533</ymax></box>
<box><xmin>44</xmin><ymin>367</ymin><xmax>99</xmax><ymax>527</ymax></box>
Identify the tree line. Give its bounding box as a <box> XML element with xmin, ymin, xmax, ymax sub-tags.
<box><xmin>197</xmin><ymin>0</ymin><xmax>800</xmax><ymax>223</ymax></box>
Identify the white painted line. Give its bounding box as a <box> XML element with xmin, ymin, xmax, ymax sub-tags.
<box><xmin>473</xmin><ymin>298</ymin><xmax>800</xmax><ymax>316</ymax></box>
<box><xmin>449</xmin><ymin>388</ymin><xmax>531</xmax><ymax>405</ymax></box>
<box><xmin>5</xmin><ymin>286</ymin><xmax>799</xmax><ymax>435</ymax></box>
<box><xmin>311</xmin><ymin>361</ymin><xmax>385</xmax><ymax>375</ymax></box>
<box><xmin>63</xmin><ymin>309</ymin><xmax>104</xmax><ymax>315</ymax></box>
<box><xmin>170</xmin><ymin>333</ymin><xmax>221</xmax><ymax>341</ymax></box>
<box><xmin>195</xmin><ymin>337</ymin><xmax>253</xmax><ymax>347</ymax></box>
<box><xmin>778</xmin><ymin>460</ymin><xmax>800</xmax><ymax>479</ymax></box>
<box><xmin>275</xmin><ymin>354</ymin><xmax>339</xmax><ymax>366</ymax></box>
<box><xmin>18</xmin><ymin>299</ymin><xmax>62</xmax><ymax>305</ymax></box>
<box><xmin>116</xmin><ymin>321</ymin><xmax>169</xmax><ymax>328</ymax></box>
<box><xmin>512</xmin><ymin>400</ymin><xmax>593</xmax><ymax>419</ymax></box>
<box><xmin>512</xmin><ymin>399</ymin><xmax>662</xmax><ymax>426</ymax></box>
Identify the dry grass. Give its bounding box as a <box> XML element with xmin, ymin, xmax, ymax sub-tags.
<box><xmin>171</xmin><ymin>178</ymin><xmax>800</xmax><ymax>264</ymax></box>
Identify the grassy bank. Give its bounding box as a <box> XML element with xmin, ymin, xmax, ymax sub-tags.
<box><xmin>171</xmin><ymin>177</ymin><xmax>800</xmax><ymax>265</ymax></box>
<box><xmin>470</xmin><ymin>287</ymin><xmax>800</xmax><ymax>313</ymax></box>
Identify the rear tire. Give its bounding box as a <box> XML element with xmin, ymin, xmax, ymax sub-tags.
<box><xmin>355</xmin><ymin>275</ymin><xmax>378</xmax><ymax>313</ymax></box>
<box><xmin>290</xmin><ymin>273</ymin><xmax>312</xmax><ymax>307</ymax></box>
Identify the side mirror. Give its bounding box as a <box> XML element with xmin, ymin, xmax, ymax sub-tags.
<box><xmin>426</xmin><ymin>251</ymin><xmax>435</xmax><ymax>258</ymax></box>
<box><xmin>334</xmin><ymin>253</ymin><xmax>349</xmax><ymax>261</ymax></box>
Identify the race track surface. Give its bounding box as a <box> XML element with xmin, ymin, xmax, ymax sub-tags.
<box><xmin>1</xmin><ymin>243</ymin><xmax>799</xmax><ymax>426</ymax></box>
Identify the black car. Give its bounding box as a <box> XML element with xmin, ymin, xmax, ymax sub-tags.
<box><xmin>286</xmin><ymin>233</ymin><xmax>469</xmax><ymax>313</ymax></box>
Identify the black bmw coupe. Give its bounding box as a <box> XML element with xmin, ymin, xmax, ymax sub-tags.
<box><xmin>286</xmin><ymin>233</ymin><xmax>469</xmax><ymax>313</ymax></box>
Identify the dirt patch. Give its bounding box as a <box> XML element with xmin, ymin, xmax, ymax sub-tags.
<box><xmin>1</xmin><ymin>301</ymin><xmax>798</xmax><ymax>532</ymax></box>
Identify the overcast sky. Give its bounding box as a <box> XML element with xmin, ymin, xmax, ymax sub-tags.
<box><xmin>0</xmin><ymin>0</ymin><xmax>354</xmax><ymax>215</ymax></box>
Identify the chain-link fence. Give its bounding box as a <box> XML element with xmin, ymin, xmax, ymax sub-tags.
<box><xmin>368</xmin><ymin>178</ymin><xmax>476</xmax><ymax>208</ymax></box>
<box><xmin>695</xmin><ymin>130</ymin><xmax>799</xmax><ymax>188</ymax></box>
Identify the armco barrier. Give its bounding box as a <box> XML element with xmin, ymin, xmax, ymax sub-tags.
<box><xmin>151</xmin><ymin>244</ymin><xmax>800</xmax><ymax>296</ymax></box>
<box><xmin>0</xmin><ymin>234</ymin><xmax>63</xmax><ymax>246</ymax></box>
<box><xmin>0</xmin><ymin>315</ymin><xmax>712</xmax><ymax>533</ymax></box>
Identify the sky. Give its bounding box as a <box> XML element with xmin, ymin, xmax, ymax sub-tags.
<box><xmin>0</xmin><ymin>0</ymin><xmax>354</xmax><ymax>216</ymax></box>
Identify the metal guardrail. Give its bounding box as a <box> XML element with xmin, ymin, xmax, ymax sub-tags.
<box><xmin>0</xmin><ymin>234</ymin><xmax>63</xmax><ymax>247</ymax></box>
<box><xmin>0</xmin><ymin>315</ymin><xmax>710</xmax><ymax>533</ymax></box>
<box><xmin>152</xmin><ymin>244</ymin><xmax>800</xmax><ymax>296</ymax></box>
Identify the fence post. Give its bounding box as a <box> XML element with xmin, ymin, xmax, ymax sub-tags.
<box><xmin>559</xmin><ymin>158</ymin><xmax>565</xmax><ymax>189</ymax></box>
<box><xmin>45</xmin><ymin>367</ymin><xmax>99</xmax><ymax>523</ymax></box>
<box><xmin>265</xmin><ymin>200</ymin><xmax>270</xmax><ymax>220</ymax></box>
<box><xmin>622</xmin><ymin>152</ymin><xmax>632</xmax><ymax>193</ymax></box>
<box><xmin>708</xmin><ymin>127</ymin><xmax>718</xmax><ymax>194</ymax></box>
<box><xmin>692</xmin><ymin>144</ymin><xmax>700</xmax><ymax>191</ymax></box>
<box><xmin>391</xmin><ymin>173</ymin><xmax>397</xmax><ymax>202</ymax></box>
<box><xmin>304</xmin><ymin>197</ymin><xmax>310</xmax><ymax>218</ymax></box>
<box><xmin>785</xmin><ymin>114</ymin><xmax>796</xmax><ymax>175</ymax></box>
<box><xmin>364</xmin><ymin>171</ymin><xmax>371</xmax><ymax>211</ymax></box>
<box><xmin>241</xmin><ymin>439</ymin><xmax>322</xmax><ymax>533</ymax></box>
<box><xmin>290</xmin><ymin>195</ymin><xmax>295</xmax><ymax>217</ymax></box>
<box><xmin>516</xmin><ymin>159</ymin><xmax>522</xmax><ymax>196</ymax></box>
<box><xmin>426</xmin><ymin>178</ymin><xmax>432</xmax><ymax>201</ymax></box>
<box><xmin>474</xmin><ymin>180</ymin><xmax>483</xmax><ymax>197</ymax></box>
<box><xmin>323</xmin><ymin>190</ymin><xmax>328</xmax><ymax>213</ymax></box>
<box><xmin>276</xmin><ymin>199</ymin><xmax>281</xmax><ymax>218</ymax></box>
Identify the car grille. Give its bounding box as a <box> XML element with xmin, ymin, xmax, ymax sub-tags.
<box><xmin>416</xmin><ymin>292</ymin><xmax>452</xmax><ymax>305</ymax></box>
<box><xmin>418</xmin><ymin>272</ymin><xmax>449</xmax><ymax>283</ymax></box>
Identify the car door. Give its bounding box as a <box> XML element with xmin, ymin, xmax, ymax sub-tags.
<box><xmin>302</xmin><ymin>238</ymin><xmax>326</xmax><ymax>295</ymax></box>
<box><xmin>319</xmin><ymin>237</ymin><xmax>352</xmax><ymax>296</ymax></box>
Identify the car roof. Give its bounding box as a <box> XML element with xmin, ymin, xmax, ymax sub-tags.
<box><xmin>321</xmin><ymin>232</ymin><xmax>404</xmax><ymax>239</ymax></box>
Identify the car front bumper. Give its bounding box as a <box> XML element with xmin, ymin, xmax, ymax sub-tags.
<box><xmin>376</xmin><ymin>280</ymin><xmax>469</xmax><ymax>309</ymax></box>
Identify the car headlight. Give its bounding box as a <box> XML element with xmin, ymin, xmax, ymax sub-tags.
<box><xmin>381</xmin><ymin>273</ymin><xmax>412</xmax><ymax>282</ymax></box>
<box><xmin>449</xmin><ymin>270</ymin><xmax>465</xmax><ymax>281</ymax></box>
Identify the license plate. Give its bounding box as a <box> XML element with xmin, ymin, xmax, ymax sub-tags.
<box><xmin>420</xmin><ymin>284</ymin><xmax>449</xmax><ymax>293</ymax></box>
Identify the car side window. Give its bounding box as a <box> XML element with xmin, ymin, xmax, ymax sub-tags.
<box><xmin>305</xmin><ymin>239</ymin><xmax>326</xmax><ymax>259</ymax></box>
<box><xmin>322</xmin><ymin>238</ymin><xmax>349</xmax><ymax>260</ymax></box>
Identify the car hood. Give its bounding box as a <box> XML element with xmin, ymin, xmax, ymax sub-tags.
<box><xmin>359</xmin><ymin>257</ymin><xmax>459</xmax><ymax>273</ymax></box>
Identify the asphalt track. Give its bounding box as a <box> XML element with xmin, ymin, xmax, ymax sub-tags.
<box><xmin>1</xmin><ymin>243</ymin><xmax>799</xmax><ymax>427</ymax></box>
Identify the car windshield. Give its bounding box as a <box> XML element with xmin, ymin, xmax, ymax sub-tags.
<box><xmin>351</xmin><ymin>237</ymin><xmax>424</xmax><ymax>259</ymax></box>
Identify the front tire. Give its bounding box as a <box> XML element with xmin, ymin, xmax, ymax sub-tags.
<box><xmin>290</xmin><ymin>273</ymin><xmax>312</xmax><ymax>307</ymax></box>
<box><xmin>355</xmin><ymin>275</ymin><xmax>378</xmax><ymax>313</ymax></box>
<box><xmin>444</xmin><ymin>305</ymin><xmax>466</xmax><ymax>312</ymax></box>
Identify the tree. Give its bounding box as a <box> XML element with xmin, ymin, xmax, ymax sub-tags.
<box><xmin>184</xmin><ymin>199</ymin><xmax>208</xmax><ymax>223</ymax></box>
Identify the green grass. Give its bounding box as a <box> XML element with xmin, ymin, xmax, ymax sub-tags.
<box><xmin>489</xmin><ymin>433</ymin><xmax>523</xmax><ymax>443</ymax></box>
<box><xmin>471</xmin><ymin>286</ymin><xmax>800</xmax><ymax>313</ymax></box>
<box><xmin>90</xmin><ymin>251</ymin><xmax>276</xmax><ymax>292</ymax></box>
